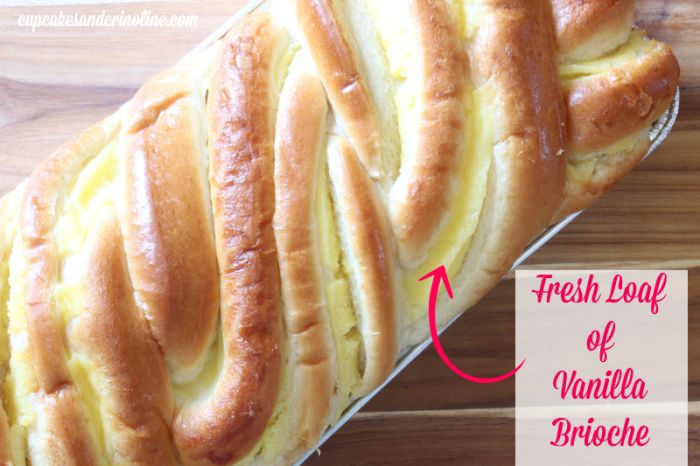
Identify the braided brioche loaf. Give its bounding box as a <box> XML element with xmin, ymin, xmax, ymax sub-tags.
<box><xmin>0</xmin><ymin>0</ymin><xmax>679</xmax><ymax>464</ymax></box>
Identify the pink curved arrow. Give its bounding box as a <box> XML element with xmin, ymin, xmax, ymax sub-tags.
<box><xmin>419</xmin><ymin>266</ymin><xmax>525</xmax><ymax>384</ymax></box>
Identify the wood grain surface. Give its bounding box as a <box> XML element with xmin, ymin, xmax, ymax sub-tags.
<box><xmin>1</xmin><ymin>1</ymin><xmax>698</xmax><ymax>465</ymax></box>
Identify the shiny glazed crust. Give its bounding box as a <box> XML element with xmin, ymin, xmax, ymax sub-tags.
<box><xmin>552</xmin><ymin>0</ymin><xmax>636</xmax><ymax>61</ymax></box>
<box><xmin>0</xmin><ymin>1</ymin><xmax>680</xmax><ymax>465</ymax></box>
<box><xmin>173</xmin><ymin>14</ymin><xmax>287</xmax><ymax>466</ymax></box>
<box><xmin>272</xmin><ymin>55</ymin><xmax>337</xmax><ymax>463</ymax></box>
<box><xmin>120</xmin><ymin>65</ymin><xmax>220</xmax><ymax>384</ymax></box>
<box><xmin>20</xmin><ymin>114</ymin><xmax>120</xmax><ymax>465</ymax></box>
<box><xmin>73</xmin><ymin>217</ymin><xmax>177</xmax><ymax>464</ymax></box>
<box><xmin>565</xmin><ymin>41</ymin><xmax>680</xmax><ymax>154</ymax></box>
<box><xmin>388</xmin><ymin>0</ymin><xmax>469</xmax><ymax>267</ymax></box>
<box><xmin>296</xmin><ymin>0</ymin><xmax>384</xmax><ymax>179</ymax></box>
<box><xmin>434</xmin><ymin>0</ymin><xmax>567</xmax><ymax>335</ymax></box>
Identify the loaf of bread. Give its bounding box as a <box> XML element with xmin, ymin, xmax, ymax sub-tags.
<box><xmin>0</xmin><ymin>0</ymin><xmax>679</xmax><ymax>464</ymax></box>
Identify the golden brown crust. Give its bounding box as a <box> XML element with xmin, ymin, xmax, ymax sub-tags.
<box><xmin>470</xmin><ymin>1</ymin><xmax>566</xmax><ymax>161</ymax></box>
<box><xmin>389</xmin><ymin>0</ymin><xmax>468</xmax><ymax>267</ymax></box>
<box><xmin>31</xmin><ymin>389</ymin><xmax>96</xmax><ymax>466</ymax></box>
<box><xmin>552</xmin><ymin>0</ymin><xmax>635</xmax><ymax>61</ymax></box>
<box><xmin>120</xmin><ymin>65</ymin><xmax>219</xmax><ymax>384</ymax></box>
<box><xmin>442</xmin><ymin>0</ymin><xmax>566</xmax><ymax>329</ymax></box>
<box><xmin>19</xmin><ymin>115</ymin><xmax>120</xmax><ymax>465</ymax></box>
<box><xmin>272</xmin><ymin>59</ymin><xmax>336</xmax><ymax>461</ymax></box>
<box><xmin>565</xmin><ymin>42</ymin><xmax>680</xmax><ymax>154</ymax></box>
<box><xmin>21</xmin><ymin>115</ymin><xmax>117</xmax><ymax>394</ymax></box>
<box><xmin>173</xmin><ymin>13</ymin><xmax>287</xmax><ymax>465</ymax></box>
<box><xmin>328</xmin><ymin>137</ymin><xmax>398</xmax><ymax>394</ymax></box>
<box><xmin>71</xmin><ymin>217</ymin><xmax>176</xmax><ymax>465</ymax></box>
<box><xmin>296</xmin><ymin>0</ymin><xmax>383</xmax><ymax>179</ymax></box>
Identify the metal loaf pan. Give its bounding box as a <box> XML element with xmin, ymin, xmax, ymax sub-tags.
<box><xmin>183</xmin><ymin>3</ymin><xmax>681</xmax><ymax>463</ymax></box>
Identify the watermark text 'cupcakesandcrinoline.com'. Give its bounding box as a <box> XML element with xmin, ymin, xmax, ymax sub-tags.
<box><xmin>18</xmin><ymin>10</ymin><xmax>199</xmax><ymax>32</ymax></box>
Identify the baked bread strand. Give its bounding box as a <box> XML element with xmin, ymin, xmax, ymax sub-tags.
<box><xmin>387</xmin><ymin>0</ymin><xmax>469</xmax><ymax>268</ymax></box>
<box><xmin>327</xmin><ymin>137</ymin><xmax>399</xmax><ymax>394</ymax></box>
<box><xmin>0</xmin><ymin>0</ymin><xmax>681</xmax><ymax>465</ymax></box>
<box><xmin>402</xmin><ymin>0</ymin><xmax>566</xmax><ymax>341</ymax></box>
<box><xmin>71</xmin><ymin>216</ymin><xmax>177</xmax><ymax>464</ymax></box>
<box><xmin>173</xmin><ymin>13</ymin><xmax>288</xmax><ymax>466</ymax></box>
<box><xmin>0</xmin><ymin>186</ymin><xmax>19</xmax><ymax>465</ymax></box>
<box><xmin>554</xmin><ymin>32</ymin><xmax>680</xmax><ymax>220</ymax></box>
<box><xmin>16</xmin><ymin>114</ymin><xmax>121</xmax><ymax>464</ymax></box>
<box><xmin>296</xmin><ymin>0</ymin><xmax>385</xmax><ymax>179</ymax></box>
<box><xmin>270</xmin><ymin>54</ymin><xmax>337</xmax><ymax>465</ymax></box>
<box><xmin>565</xmin><ymin>39</ymin><xmax>679</xmax><ymax>155</ymax></box>
<box><xmin>119</xmin><ymin>64</ymin><xmax>220</xmax><ymax>385</ymax></box>
<box><xmin>552</xmin><ymin>0</ymin><xmax>636</xmax><ymax>61</ymax></box>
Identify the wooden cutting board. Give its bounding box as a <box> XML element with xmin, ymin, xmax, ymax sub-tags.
<box><xmin>1</xmin><ymin>1</ymin><xmax>698</xmax><ymax>464</ymax></box>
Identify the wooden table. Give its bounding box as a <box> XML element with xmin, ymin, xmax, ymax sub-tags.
<box><xmin>1</xmin><ymin>1</ymin><xmax>698</xmax><ymax>464</ymax></box>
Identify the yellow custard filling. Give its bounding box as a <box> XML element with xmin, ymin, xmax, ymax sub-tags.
<box><xmin>567</xmin><ymin>134</ymin><xmax>642</xmax><ymax>182</ymax></box>
<box><xmin>5</xmin><ymin>139</ymin><xmax>121</xmax><ymax>465</ymax></box>
<box><xmin>364</xmin><ymin>0</ymin><xmax>419</xmax><ymax>168</ymax></box>
<box><xmin>317</xmin><ymin>164</ymin><xmax>362</xmax><ymax>419</ymax></box>
<box><xmin>404</xmin><ymin>85</ymin><xmax>493</xmax><ymax>311</ymax></box>
<box><xmin>0</xmin><ymin>190</ymin><xmax>26</xmax><ymax>465</ymax></box>
<box><xmin>366</xmin><ymin>0</ymin><xmax>492</xmax><ymax>313</ymax></box>
<box><xmin>6</xmin><ymin>237</ymin><xmax>30</xmax><ymax>466</ymax></box>
<box><xmin>560</xmin><ymin>31</ymin><xmax>655</xmax><ymax>81</ymax></box>
<box><xmin>54</xmin><ymin>140</ymin><xmax>120</xmax><ymax>465</ymax></box>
